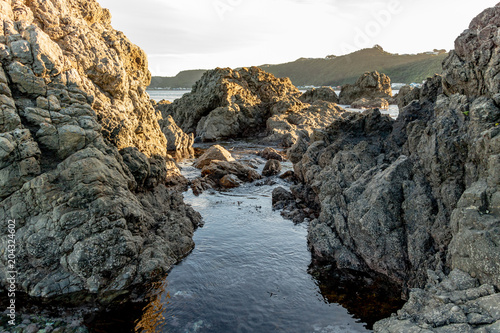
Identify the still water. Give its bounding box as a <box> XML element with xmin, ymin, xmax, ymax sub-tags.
<box><xmin>134</xmin><ymin>145</ymin><xmax>370</xmax><ymax>333</ymax></box>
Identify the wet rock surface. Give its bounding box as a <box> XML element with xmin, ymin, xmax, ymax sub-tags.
<box><xmin>262</xmin><ymin>159</ymin><xmax>282</xmax><ymax>177</ymax></box>
<box><xmin>0</xmin><ymin>0</ymin><xmax>202</xmax><ymax>326</ymax></box>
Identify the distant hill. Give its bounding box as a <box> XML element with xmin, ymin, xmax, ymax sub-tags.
<box><xmin>148</xmin><ymin>46</ymin><xmax>447</xmax><ymax>89</ymax></box>
<box><xmin>149</xmin><ymin>69</ymin><xmax>207</xmax><ymax>89</ymax></box>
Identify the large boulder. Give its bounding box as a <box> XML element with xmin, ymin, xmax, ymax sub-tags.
<box><xmin>339</xmin><ymin>71</ymin><xmax>392</xmax><ymax>105</ymax></box>
<box><xmin>0</xmin><ymin>0</ymin><xmax>201</xmax><ymax>308</ymax></box>
<box><xmin>162</xmin><ymin>67</ymin><xmax>344</xmax><ymax>146</ymax></box>
<box><xmin>193</xmin><ymin>144</ymin><xmax>235</xmax><ymax>169</ymax></box>
<box><xmin>299</xmin><ymin>87</ymin><xmax>339</xmax><ymax>104</ymax></box>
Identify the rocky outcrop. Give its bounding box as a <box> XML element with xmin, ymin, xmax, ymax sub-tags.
<box><xmin>442</xmin><ymin>5</ymin><xmax>500</xmax><ymax>98</ymax></box>
<box><xmin>162</xmin><ymin>67</ymin><xmax>345</xmax><ymax>146</ymax></box>
<box><xmin>299</xmin><ymin>87</ymin><xmax>339</xmax><ymax>104</ymax></box>
<box><xmin>286</xmin><ymin>4</ymin><xmax>500</xmax><ymax>330</ymax></box>
<box><xmin>375</xmin><ymin>270</ymin><xmax>500</xmax><ymax>332</ymax></box>
<box><xmin>0</xmin><ymin>0</ymin><xmax>201</xmax><ymax>308</ymax></box>
<box><xmin>339</xmin><ymin>71</ymin><xmax>392</xmax><ymax>105</ymax></box>
<box><xmin>264</xmin><ymin>101</ymin><xmax>345</xmax><ymax>147</ymax></box>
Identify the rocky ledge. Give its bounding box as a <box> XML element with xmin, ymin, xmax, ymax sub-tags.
<box><xmin>286</xmin><ymin>4</ymin><xmax>500</xmax><ymax>331</ymax></box>
<box><xmin>0</xmin><ymin>0</ymin><xmax>201</xmax><ymax>318</ymax></box>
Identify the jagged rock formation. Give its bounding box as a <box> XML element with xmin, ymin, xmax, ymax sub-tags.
<box><xmin>396</xmin><ymin>85</ymin><xmax>421</xmax><ymax>110</ymax></box>
<box><xmin>375</xmin><ymin>270</ymin><xmax>500</xmax><ymax>332</ymax></box>
<box><xmin>299</xmin><ymin>87</ymin><xmax>338</xmax><ymax>104</ymax></box>
<box><xmin>287</xmin><ymin>4</ymin><xmax>500</xmax><ymax>330</ymax></box>
<box><xmin>161</xmin><ymin>67</ymin><xmax>345</xmax><ymax>146</ymax></box>
<box><xmin>152</xmin><ymin>99</ymin><xmax>194</xmax><ymax>156</ymax></box>
<box><xmin>159</xmin><ymin>115</ymin><xmax>194</xmax><ymax>151</ymax></box>
<box><xmin>0</xmin><ymin>0</ymin><xmax>201</xmax><ymax>306</ymax></box>
<box><xmin>339</xmin><ymin>71</ymin><xmax>392</xmax><ymax>105</ymax></box>
<box><xmin>442</xmin><ymin>5</ymin><xmax>500</xmax><ymax>98</ymax></box>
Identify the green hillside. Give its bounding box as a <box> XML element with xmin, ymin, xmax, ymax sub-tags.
<box><xmin>149</xmin><ymin>69</ymin><xmax>207</xmax><ymax>89</ymax></box>
<box><xmin>259</xmin><ymin>46</ymin><xmax>447</xmax><ymax>86</ymax></box>
<box><xmin>148</xmin><ymin>46</ymin><xmax>447</xmax><ymax>89</ymax></box>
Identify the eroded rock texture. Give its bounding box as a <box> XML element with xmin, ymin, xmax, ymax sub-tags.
<box><xmin>0</xmin><ymin>0</ymin><xmax>201</xmax><ymax>305</ymax></box>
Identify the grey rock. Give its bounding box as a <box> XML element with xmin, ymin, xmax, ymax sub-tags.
<box><xmin>262</xmin><ymin>159</ymin><xmax>282</xmax><ymax>177</ymax></box>
<box><xmin>339</xmin><ymin>71</ymin><xmax>392</xmax><ymax>105</ymax></box>
<box><xmin>299</xmin><ymin>87</ymin><xmax>339</xmax><ymax>104</ymax></box>
<box><xmin>159</xmin><ymin>115</ymin><xmax>194</xmax><ymax>151</ymax></box>
<box><xmin>7</xmin><ymin>61</ymin><xmax>47</xmax><ymax>95</ymax></box>
<box><xmin>257</xmin><ymin>147</ymin><xmax>285</xmax><ymax>161</ymax></box>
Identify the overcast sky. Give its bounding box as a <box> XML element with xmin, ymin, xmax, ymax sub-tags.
<box><xmin>98</xmin><ymin>0</ymin><xmax>497</xmax><ymax>77</ymax></box>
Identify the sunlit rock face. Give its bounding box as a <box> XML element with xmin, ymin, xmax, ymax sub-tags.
<box><xmin>289</xmin><ymin>5</ymin><xmax>500</xmax><ymax>331</ymax></box>
<box><xmin>339</xmin><ymin>71</ymin><xmax>392</xmax><ymax>105</ymax></box>
<box><xmin>162</xmin><ymin>66</ymin><xmax>346</xmax><ymax>147</ymax></box>
<box><xmin>0</xmin><ymin>0</ymin><xmax>201</xmax><ymax>304</ymax></box>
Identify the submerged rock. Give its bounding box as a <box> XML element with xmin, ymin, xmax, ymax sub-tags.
<box><xmin>339</xmin><ymin>71</ymin><xmax>392</xmax><ymax>105</ymax></box>
<box><xmin>201</xmin><ymin>160</ymin><xmax>262</xmax><ymax>184</ymax></box>
<box><xmin>0</xmin><ymin>0</ymin><xmax>201</xmax><ymax>309</ymax></box>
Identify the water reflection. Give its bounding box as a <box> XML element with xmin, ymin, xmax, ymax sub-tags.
<box><xmin>135</xmin><ymin>282</ymin><xmax>169</xmax><ymax>333</ymax></box>
<box><xmin>310</xmin><ymin>267</ymin><xmax>406</xmax><ymax>330</ymax></box>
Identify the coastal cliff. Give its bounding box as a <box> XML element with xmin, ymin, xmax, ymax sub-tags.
<box><xmin>0</xmin><ymin>0</ymin><xmax>201</xmax><ymax>309</ymax></box>
<box><xmin>288</xmin><ymin>4</ymin><xmax>500</xmax><ymax>331</ymax></box>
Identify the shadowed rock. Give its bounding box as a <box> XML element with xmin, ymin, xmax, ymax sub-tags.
<box><xmin>0</xmin><ymin>0</ymin><xmax>201</xmax><ymax>309</ymax></box>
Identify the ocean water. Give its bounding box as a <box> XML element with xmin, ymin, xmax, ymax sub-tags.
<box><xmin>147</xmin><ymin>89</ymin><xmax>191</xmax><ymax>102</ymax></box>
<box><xmin>149</xmin><ymin>89</ymin><xmax>400</xmax><ymax>118</ymax></box>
